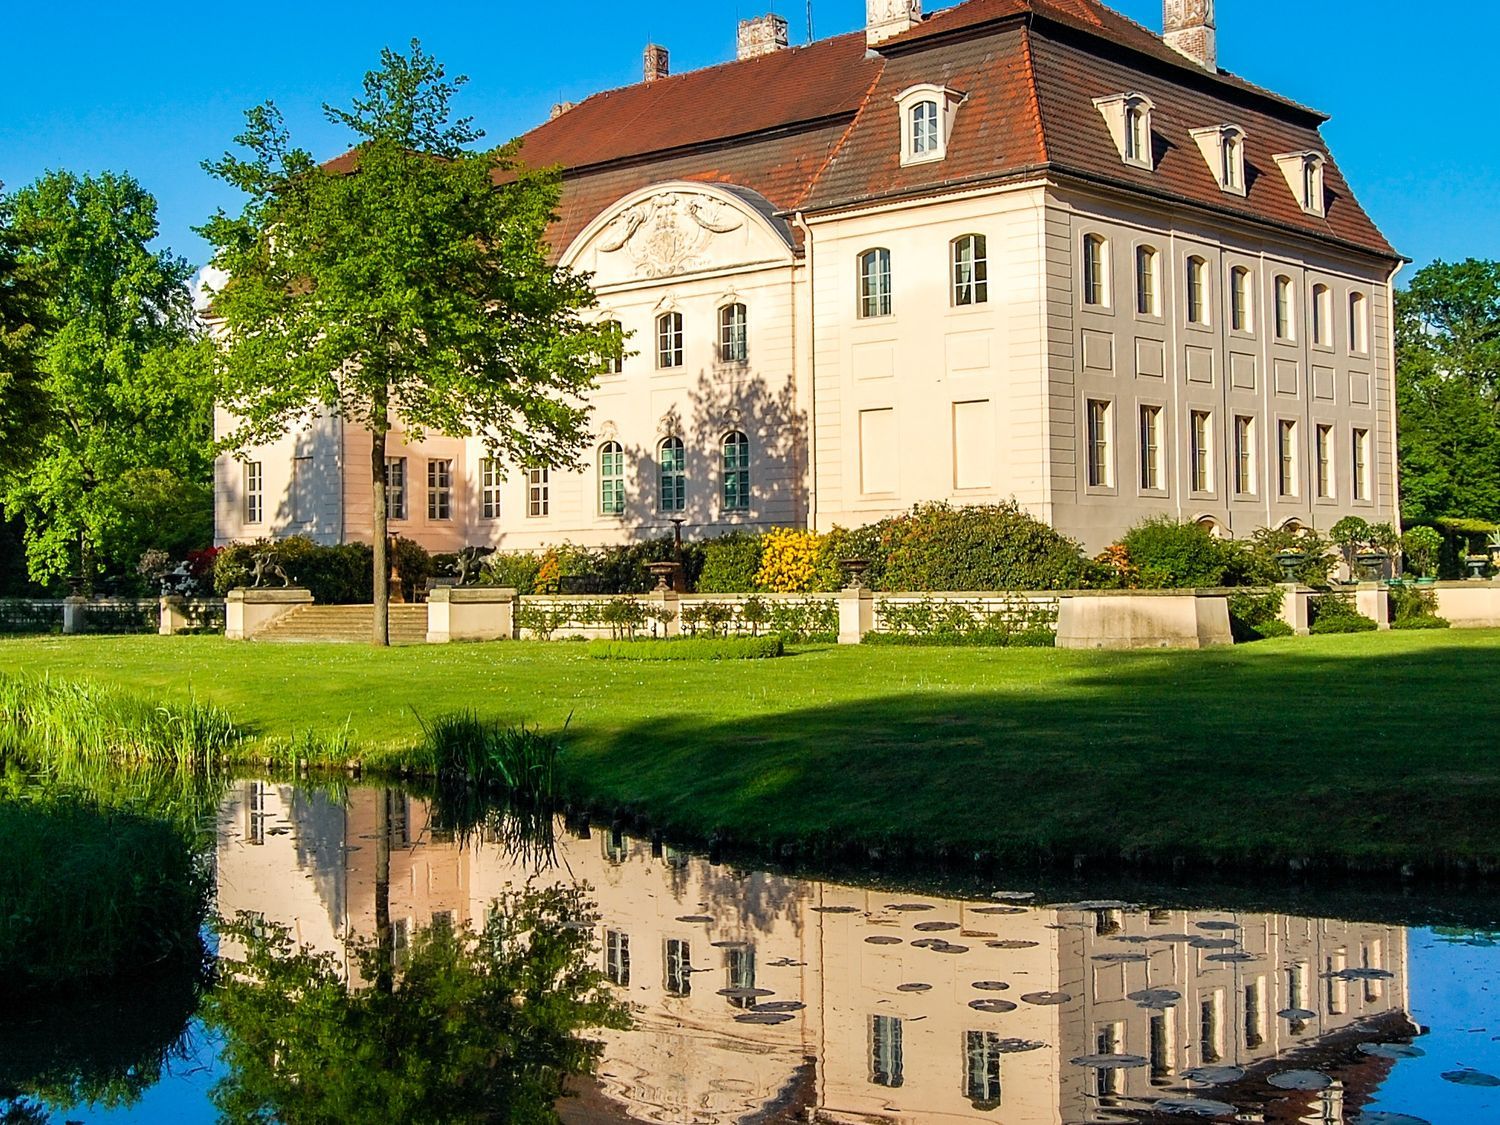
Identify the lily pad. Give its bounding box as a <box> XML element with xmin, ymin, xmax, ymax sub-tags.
<box><xmin>1093</xmin><ymin>952</ymin><xmax>1150</xmax><ymax>964</ymax></box>
<box><xmin>1441</xmin><ymin>1068</ymin><xmax>1500</xmax><ymax>1087</ymax></box>
<box><xmin>812</xmin><ymin>905</ymin><xmax>861</xmax><ymax>914</ymax></box>
<box><xmin>1357</xmin><ymin>1042</ymin><xmax>1426</xmax><ymax>1060</ymax></box>
<box><xmin>896</xmin><ymin>982</ymin><xmax>931</xmax><ymax>993</ymax></box>
<box><xmin>1153</xmin><ymin>1097</ymin><xmax>1238</xmax><ymax>1117</ymax></box>
<box><xmin>887</xmin><ymin>903</ymin><xmax>936</xmax><ymax>912</ymax></box>
<box><xmin>1183</xmin><ymin>1065</ymin><xmax>1245</xmax><ymax>1085</ymax></box>
<box><xmin>1188</xmin><ymin>937</ymin><xmax>1240</xmax><ymax>950</ymax></box>
<box><xmin>1329</xmin><ymin>967</ymin><xmax>1396</xmax><ymax>981</ymax></box>
<box><xmin>1279</xmin><ymin>1008</ymin><xmax>1318</xmax><ymax>1021</ymax></box>
<box><xmin>969</xmin><ymin>998</ymin><xmax>1019</xmax><ymax>1014</ymax></box>
<box><xmin>711</xmin><ymin>940</ymin><xmax>750</xmax><ymax>949</ymax></box>
<box><xmin>734</xmin><ymin>1012</ymin><xmax>794</xmax><ymax>1025</ymax></box>
<box><xmin>717</xmin><ymin>987</ymin><xmax>776</xmax><ymax>999</ymax></box>
<box><xmin>970</xmin><ymin>905</ymin><xmax>1028</xmax><ymax>915</ymax></box>
<box><xmin>1070</xmin><ymin>1053</ymin><xmax>1148</xmax><ymax>1068</ymax></box>
<box><xmin>972</xmin><ymin>980</ymin><xmax>1011</xmax><ymax>991</ymax></box>
<box><xmin>1205</xmin><ymin>952</ymin><xmax>1259</xmax><ymax>963</ymax></box>
<box><xmin>991</xmin><ymin>1038</ymin><xmax>1047</xmax><ymax>1053</ymax></box>
<box><xmin>1021</xmin><ymin>991</ymin><xmax>1072</xmax><ymax>1006</ymax></box>
<box><xmin>912</xmin><ymin>921</ymin><xmax>960</xmax><ymax>932</ymax></box>
<box><xmin>675</xmin><ymin>915</ymin><xmax>713</xmax><ymax>924</ymax></box>
<box><xmin>1129</xmin><ymin>989</ymin><xmax>1182</xmax><ymax>1009</ymax></box>
<box><xmin>1193</xmin><ymin>920</ymin><xmax>1241</xmax><ymax>931</ymax></box>
<box><xmin>865</xmin><ymin>935</ymin><xmax>902</xmax><ymax>945</ymax></box>
<box><xmin>1268</xmin><ymin>1070</ymin><xmax>1332</xmax><ymax>1091</ymax></box>
<box><xmin>987</xmin><ymin>939</ymin><xmax>1040</xmax><ymax>949</ymax></box>
<box><xmin>754</xmin><ymin>1000</ymin><xmax>805</xmax><ymax>1012</ymax></box>
<box><xmin>1352</xmin><ymin>1114</ymin><xmax>1433</xmax><ymax>1125</ymax></box>
<box><xmin>927</xmin><ymin>942</ymin><xmax>969</xmax><ymax>954</ymax></box>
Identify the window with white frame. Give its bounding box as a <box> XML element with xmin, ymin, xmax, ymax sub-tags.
<box><xmin>244</xmin><ymin>461</ymin><xmax>264</xmax><ymax>524</ymax></box>
<box><xmin>896</xmin><ymin>84</ymin><xmax>963</xmax><ymax>165</ymax></box>
<box><xmin>1230</xmin><ymin>266</ymin><xmax>1253</xmax><ymax>332</ymax></box>
<box><xmin>658</xmin><ymin>436</ymin><xmax>686</xmax><ymax>512</ymax></box>
<box><xmin>1125</xmin><ymin>101</ymin><xmax>1149</xmax><ymax>164</ymax></box>
<box><xmin>1094</xmin><ymin>92</ymin><xmax>1155</xmax><ymax>170</ymax></box>
<box><xmin>1086</xmin><ymin>399</ymin><xmax>1112</xmax><ymax>488</ymax></box>
<box><xmin>527</xmin><ymin>467</ymin><xmax>549</xmax><ymax>517</ymax></box>
<box><xmin>1193</xmin><ymin>125</ymin><xmax>1247</xmax><ymax>195</ymax></box>
<box><xmin>1312</xmin><ymin>284</ymin><xmax>1333</xmax><ymax>346</ymax></box>
<box><xmin>1200</xmin><ymin>993</ymin><xmax>1224</xmax><ymax>1064</ymax></box>
<box><xmin>718</xmin><ymin>303</ymin><xmax>748</xmax><ymax>363</ymax></box>
<box><xmin>1083</xmin><ymin>234</ymin><xmax>1108</xmax><ymax>307</ymax></box>
<box><xmin>599</xmin><ymin>442</ymin><xmax>625</xmax><ymax>516</ymax></box>
<box><xmin>952</xmin><ymin>234</ymin><xmax>988</xmax><ymax>306</ymax></box>
<box><xmin>1136</xmin><ymin>245</ymin><xmax>1159</xmax><ymax>316</ymax></box>
<box><xmin>600</xmin><ymin>320</ymin><xmax>624</xmax><ymax>374</ymax></box>
<box><xmin>1316</xmin><ymin>424</ymin><xmax>1334</xmax><ymax>499</ymax></box>
<box><xmin>1274</xmin><ymin>151</ymin><xmax>1327</xmax><ymax>216</ymax></box>
<box><xmin>1277</xmin><ymin>420</ymin><xmax>1299</xmax><ymax>497</ymax></box>
<box><xmin>1190</xmin><ymin>410</ymin><xmax>1213</xmax><ymax>493</ymax></box>
<box><xmin>964</xmin><ymin>1031</ymin><xmax>1004</xmax><ymax>1108</ymax></box>
<box><xmin>1187</xmin><ymin>256</ymin><xmax>1211</xmax><ymax>326</ymax></box>
<box><xmin>910</xmin><ymin>100</ymin><xmax>939</xmax><ymax>155</ymax></box>
<box><xmin>1139</xmin><ymin>405</ymin><xmax>1163</xmax><ymax>491</ymax></box>
<box><xmin>871</xmin><ymin>1015</ymin><xmax>904</xmax><ymax>1088</ymax></box>
<box><xmin>1095</xmin><ymin>1023</ymin><xmax>1126</xmax><ymax>1099</ymax></box>
<box><xmin>427</xmin><ymin>459</ymin><xmax>453</xmax><ymax>520</ymax></box>
<box><xmin>1352</xmin><ymin>427</ymin><xmax>1370</xmax><ymax>501</ymax></box>
<box><xmin>480</xmin><ymin>458</ymin><xmax>502</xmax><ymax>520</ymax></box>
<box><xmin>664</xmin><ymin>939</ymin><xmax>692</xmax><ymax>997</ymax></box>
<box><xmin>1275</xmin><ymin>275</ymin><xmax>1295</xmax><ymax>340</ymax></box>
<box><xmin>1233</xmin><ymin>416</ymin><xmax>1256</xmax><ymax>496</ymax></box>
<box><xmin>1245</xmin><ymin>979</ymin><xmax>1265</xmax><ymax>1049</ymax></box>
<box><xmin>725</xmin><ymin>946</ymin><xmax>757</xmax><ymax>1010</ymax></box>
<box><xmin>1349</xmin><ymin>292</ymin><xmax>1369</xmax><ymax>353</ymax></box>
<box><xmin>1222</xmin><ymin>132</ymin><xmax>1244</xmax><ymax>192</ymax></box>
<box><xmin>858</xmin><ymin>248</ymin><xmax>892</xmax><ymax>318</ymax></box>
<box><xmin>605</xmin><ymin>930</ymin><xmax>630</xmax><ymax>986</ymax></box>
<box><xmin>656</xmin><ymin>312</ymin><xmax>683</xmax><ymax>368</ymax></box>
<box><xmin>384</xmin><ymin>457</ymin><xmax>407</xmax><ymax>520</ymax></box>
<box><xmin>721</xmin><ymin>431</ymin><xmax>749</xmax><ymax>512</ymax></box>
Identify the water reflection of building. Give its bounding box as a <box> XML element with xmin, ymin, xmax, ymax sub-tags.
<box><xmin>216</xmin><ymin>785</ymin><xmax>1413</xmax><ymax>1123</ymax></box>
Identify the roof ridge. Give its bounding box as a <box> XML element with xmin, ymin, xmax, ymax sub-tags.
<box><xmin>1018</xmin><ymin>23</ymin><xmax>1050</xmax><ymax>165</ymax></box>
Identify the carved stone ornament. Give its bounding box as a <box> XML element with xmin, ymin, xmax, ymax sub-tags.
<box><xmin>597</xmin><ymin>420</ymin><xmax>619</xmax><ymax>441</ymax></box>
<box><xmin>597</xmin><ymin>191</ymin><xmax>746</xmax><ymax>278</ymax></box>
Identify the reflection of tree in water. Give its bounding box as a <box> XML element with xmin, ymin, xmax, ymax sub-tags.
<box><xmin>696</xmin><ymin>865</ymin><xmax>810</xmax><ymax>939</ymax></box>
<box><xmin>206</xmin><ymin>885</ymin><xmax>629</xmax><ymax>1124</ymax></box>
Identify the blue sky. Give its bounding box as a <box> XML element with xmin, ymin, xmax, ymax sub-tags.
<box><xmin>3</xmin><ymin>0</ymin><xmax>1493</xmax><ymax>278</ymax></box>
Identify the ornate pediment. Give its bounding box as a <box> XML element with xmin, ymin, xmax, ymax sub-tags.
<box><xmin>596</xmin><ymin>190</ymin><xmax>747</xmax><ymax>279</ymax></box>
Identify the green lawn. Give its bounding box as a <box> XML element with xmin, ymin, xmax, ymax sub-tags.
<box><xmin>4</xmin><ymin>631</ymin><xmax>1499</xmax><ymax>874</ymax></box>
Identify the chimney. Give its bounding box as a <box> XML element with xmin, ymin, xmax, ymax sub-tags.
<box><xmin>643</xmin><ymin>43</ymin><xmax>670</xmax><ymax>83</ymax></box>
<box><xmin>549</xmin><ymin>101</ymin><xmax>576</xmax><ymax>120</ymax></box>
<box><xmin>866</xmin><ymin>0</ymin><xmax>922</xmax><ymax>46</ymax></box>
<box><xmin>1163</xmin><ymin>0</ymin><xmax>1217</xmax><ymax>71</ymax></box>
<box><xmin>738</xmin><ymin>13</ymin><xmax>790</xmax><ymax>60</ymax></box>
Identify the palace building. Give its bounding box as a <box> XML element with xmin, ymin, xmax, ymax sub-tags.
<box><xmin>214</xmin><ymin>0</ymin><xmax>1403</xmax><ymax>555</ymax></box>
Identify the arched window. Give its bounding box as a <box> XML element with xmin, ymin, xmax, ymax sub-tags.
<box><xmin>658</xmin><ymin>437</ymin><xmax>685</xmax><ymax>512</ymax></box>
<box><xmin>1124</xmin><ymin>101</ymin><xmax>1148</xmax><ymax>164</ymax></box>
<box><xmin>910</xmin><ymin>100</ymin><xmax>939</xmax><ymax>155</ymax></box>
<box><xmin>1349</xmin><ymin>292</ymin><xmax>1369</xmax><ymax>353</ymax></box>
<box><xmin>599</xmin><ymin>442</ymin><xmax>624</xmax><ymax>516</ymax></box>
<box><xmin>1221</xmin><ymin>133</ymin><xmax>1244</xmax><ymax>192</ymax></box>
<box><xmin>600</xmin><ymin>320</ymin><xmax>624</xmax><ymax>374</ymax></box>
<box><xmin>1230</xmin><ymin>266</ymin><xmax>1253</xmax><ymax>332</ymax></box>
<box><xmin>1186</xmin><ymin>256</ymin><xmax>1210</xmax><ymax>325</ymax></box>
<box><xmin>656</xmin><ymin>312</ymin><xmax>683</xmax><ymax>369</ymax></box>
<box><xmin>718</xmin><ymin>303</ymin><xmax>748</xmax><ymax>363</ymax></box>
<box><xmin>858</xmin><ymin>248</ymin><xmax>892</xmax><ymax>318</ymax></box>
<box><xmin>721</xmin><ymin>431</ymin><xmax>750</xmax><ymax>512</ymax></box>
<box><xmin>1135</xmin><ymin>246</ymin><xmax>1159</xmax><ymax>316</ymax></box>
<box><xmin>1302</xmin><ymin>158</ymin><xmax>1324</xmax><ymax>213</ymax></box>
<box><xmin>1312</xmin><ymin>284</ymin><xmax>1332</xmax><ymax>346</ymax></box>
<box><xmin>952</xmin><ymin>235</ymin><xmax>988</xmax><ymax>306</ymax></box>
<box><xmin>1083</xmin><ymin>235</ymin><xmax>1108</xmax><ymax>307</ymax></box>
<box><xmin>1274</xmin><ymin>276</ymin><xmax>1295</xmax><ymax>340</ymax></box>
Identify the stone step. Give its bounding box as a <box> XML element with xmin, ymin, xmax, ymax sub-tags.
<box><xmin>254</xmin><ymin>605</ymin><xmax>430</xmax><ymax>646</ymax></box>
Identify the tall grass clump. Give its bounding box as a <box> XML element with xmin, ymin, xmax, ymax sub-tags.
<box><xmin>0</xmin><ymin>675</ymin><xmax>239</xmax><ymax>770</ymax></box>
<box><xmin>0</xmin><ymin>798</ymin><xmax>212</xmax><ymax>993</ymax></box>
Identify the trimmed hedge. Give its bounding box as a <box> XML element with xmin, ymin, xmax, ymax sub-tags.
<box><xmin>586</xmin><ymin>636</ymin><xmax>785</xmax><ymax>661</ymax></box>
<box><xmin>214</xmin><ymin>536</ymin><xmax>435</xmax><ymax>603</ymax></box>
<box><xmin>862</xmin><ymin>630</ymin><xmax>1054</xmax><ymax>648</ymax></box>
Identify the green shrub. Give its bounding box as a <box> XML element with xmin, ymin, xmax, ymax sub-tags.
<box><xmin>763</xmin><ymin>599</ymin><xmax>838</xmax><ymax>643</ymax></box>
<box><xmin>697</xmin><ymin>533</ymin><xmax>765</xmax><ymax>593</ymax></box>
<box><xmin>390</xmin><ymin>537</ymin><xmax>434</xmax><ymax>602</ymax></box>
<box><xmin>485</xmin><ymin>552</ymin><xmax>543</xmax><ymax>595</ymax></box>
<box><xmin>1232</xmin><ymin>526</ymin><xmax>1336</xmax><ymax>587</ymax></box>
<box><xmin>1227</xmin><ymin>587</ymin><xmax>1288</xmax><ymax>642</ymax></box>
<box><xmin>599</xmin><ymin>597</ymin><xmax>648</xmax><ymax>640</ymax></box>
<box><xmin>876</xmin><ymin>597</ymin><xmax>1057</xmax><ymax>640</ymax></box>
<box><xmin>1389</xmin><ymin>585</ymin><xmax>1450</xmax><ymax>630</ymax></box>
<box><xmin>1392</xmin><ymin>615</ymin><xmax>1450</xmax><ymax>630</ymax></box>
<box><xmin>214</xmin><ymin>536</ymin><xmax>376</xmax><ymax>604</ymax></box>
<box><xmin>587</xmin><ymin>636</ymin><xmax>784</xmax><ymax>661</ymax></box>
<box><xmin>1309</xmin><ymin>593</ymin><xmax>1377</xmax><ymax>634</ymax></box>
<box><xmin>1119</xmin><ymin>518</ymin><xmax>1231</xmax><ymax>588</ymax></box>
<box><xmin>1401</xmin><ymin>526</ymin><xmax>1443</xmax><ymax>578</ymax></box>
<box><xmin>862</xmin><ymin>629</ymin><xmax>1055</xmax><ymax>648</ymax></box>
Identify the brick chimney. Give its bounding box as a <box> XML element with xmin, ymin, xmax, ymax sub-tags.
<box><xmin>866</xmin><ymin>0</ymin><xmax>922</xmax><ymax>46</ymax></box>
<box><xmin>1164</xmin><ymin>0</ymin><xmax>1216</xmax><ymax>71</ymax></box>
<box><xmin>643</xmin><ymin>43</ymin><xmax>669</xmax><ymax>83</ymax></box>
<box><xmin>738</xmin><ymin>14</ymin><xmax>790</xmax><ymax>60</ymax></box>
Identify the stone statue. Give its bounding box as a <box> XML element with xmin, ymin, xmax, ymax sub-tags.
<box><xmin>249</xmin><ymin>550</ymin><xmax>292</xmax><ymax>589</ymax></box>
<box><xmin>451</xmin><ymin>546</ymin><xmax>496</xmax><ymax>587</ymax></box>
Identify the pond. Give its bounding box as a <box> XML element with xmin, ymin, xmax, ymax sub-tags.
<box><xmin>5</xmin><ymin>780</ymin><xmax>1500</xmax><ymax>1124</ymax></box>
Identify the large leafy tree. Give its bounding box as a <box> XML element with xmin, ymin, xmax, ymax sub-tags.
<box><xmin>1396</xmin><ymin>259</ymin><xmax>1500</xmax><ymax>524</ymax></box>
<box><xmin>0</xmin><ymin>185</ymin><xmax>50</xmax><ymax>480</ymax></box>
<box><xmin>201</xmin><ymin>42</ymin><xmax>619</xmax><ymax>644</ymax></box>
<box><xmin>1</xmin><ymin>172</ymin><xmax>213</xmax><ymax>591</ymax></box>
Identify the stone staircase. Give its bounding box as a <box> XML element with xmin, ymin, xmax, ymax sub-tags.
<box><xmin>254</xmin><ymin>604</ymin><xmax>429</xmax><ymax>645</ymax></box>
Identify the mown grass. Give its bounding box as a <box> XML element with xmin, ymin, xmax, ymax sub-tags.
<box><xmin>1</xmin><ymin>631</ymin><xmax>1499</xmax><ymax>875</ymax></box>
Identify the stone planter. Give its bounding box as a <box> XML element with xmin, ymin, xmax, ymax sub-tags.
<box><xmin>426</xmin><ymin>586</ymin><xmax>517</xmax><ymax>644</ymax></box>
<box><xmin>1055</xmin><ymin>591</ymin><xmax>1233</xmax><ymax>650</ymax></box>
<box><xmin>226</xmin><ymin>587</ymin><xmax>314</xmax><ymax>640</ymax></box>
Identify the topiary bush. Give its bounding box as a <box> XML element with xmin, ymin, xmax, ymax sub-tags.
<box><xmin>697</xmin><ymin>533</ymin><xmax>765</xmax><ymax>593</ymax></box>
<box><xmin>863</xmin><ymin>503</ymin><xmax>1094</xmax><ymax>592</ymax></box>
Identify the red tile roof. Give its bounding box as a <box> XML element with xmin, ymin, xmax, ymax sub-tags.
<box><xmin>511</xmin><ymin>0</ymin><xmax>1395</xmax><ymax>262</ymax></box>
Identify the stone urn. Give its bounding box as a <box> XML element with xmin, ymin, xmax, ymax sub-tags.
<box><xmin>839</xmin><ymin>557</ymin><xmax>872</xmax><ymax>590</ymax></box>
<box><xmin>1466</xmin><ymin>554</ymin><xmax>1491</xmax><ymax>581</ymax></box>
<box><xmin>646</xmin><ymin>561</ymin><xmax>681</xmax><ymax>592</ymax></box>
<box><xmin>1275</xmin><ymin>550</ymin><xmax>1306</xmax><ymax>583</ymax></box>
<box><xmin>1355</xmin><ymin>550</ymin><xmax>1388</xmax><ymax>582</ymax></box>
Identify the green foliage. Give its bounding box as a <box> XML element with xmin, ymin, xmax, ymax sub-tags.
<box><xmin>1227</xmin><ymin>587</ymin><xmax>1288</xmax><ymax>641</ymax></box>
<box><xmin>214</xmin><ymin>536</ymin><xmax>376</xmax><ymax>603</ymax></box>
<box><xmin>863</xmin><ymin>629</ymin><xmax>1055</xmax><ymax>648</ymax></box>
<box><xmin>484</xmin><ymin>551</ymin><xmax>542</xmax><ymax>594</ymax></box>
<box><xmin>1392</xmin><ymin>614</ymin><xmax>1451</xmax><ymax>631</ymax></box>
<box><xmin>1388</xmin><ymin>584</ymin><xmax>1450</xmax><ymax>631</ymax></box>
<box><xmin>483</xmin><ymin>538</ymin><xmax>703</xmax><ymax>597</ymax></box>
<box><xmin>1</xmin><ymin>172</ymin><xmax>212</xmax><ymax>590</ymax></box>
<box><xmin>1402</xmin><ymin>525</ymin><xmax>1444</xmax><ymax>577</ymax></box>
<box><xmin>697</xmin><ymin>532</ymin><xmax>765</xmax><ymax>593</ymax></box>
<box><xmin>0</xmin><ymin>797</ymin><xmax>210</xmax><ymax>993</ymax></box>
<box><xmin>1396</xmin><ymin>259</ymin><xmax>1500</xmax><ymax>525</ymax></box>
<box><xmin>0</xmin><ymin>186</ymin><xmax>50</xmax><ymax>482</ymax></box>
<box><xmin>599</xmin><ymin>596</ymin><xmax>648</xmax><ymax>639</ymax></box>
<box><xmin>419</xmin><ymin>712</ymin><xmax>560</xmax><ymax>815</ymax></box>
<box><xmin>1330</xmin><ymin>516</ymin><xmax>1373</xmax><ymax>553</ymax></box>
<box><xmin>1119</xmin><ymin>518</ymin><xmax>1231</xmax><ymax>589</ymax></box>
<box><xmin>1309</xmin><ymin>593</ymin><xmax>1378</xmax><ymax>634</ymax></box>
<box><xmin>587</xmin><ymin>636</ymin><xmax>785</xmax><ymax>661</ymax></box>
<box><xmin>875</xmin><ymin>596</ymin><xmax>1057</xmax><ymax>642</ymax></box>
<box><xmin>679</xmin><ymin>601</ymin><xmax>737</xmax><ymax>637</ymax></box>
<box><xmin>515</xmin><ymin>601</ymin><xmax>584</xmax><ymax>641</ymax></box>
<box><xmin>205</xmin><ymin>886</ymin><xmax>628</xmax><ymax>1125</ymax></box>
<box><xmin>390</xmin><ymin>537</ymin><xmax>434</xmax><ymax>602</ymax></box>
<box><xmin>1239</xmin><ymin>525</ymin><xmax>1337</xmax><ymax>587</ymax></box>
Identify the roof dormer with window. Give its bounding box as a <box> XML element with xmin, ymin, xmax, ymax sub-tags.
<box><xmin>1274</xmin><ymin>150</ymin><xmax>1327</xmax><ymax>217</ymax></box>
<box><xmin>1191</xmin><ymin>124</ymin><xmax>1246</xmax><ymax>196</ymax></box>
<box><xmin>1093</xmin><ymin>92</ymin><xmax>1155</xmax><ymax>171</ymax></box>
<box><xmin>895</xmin><ymin>84</ymin><xmax>965</xmax><ymax>167</ymax></box>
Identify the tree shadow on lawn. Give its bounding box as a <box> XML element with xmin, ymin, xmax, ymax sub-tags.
<box><xmin>562</xmin><ymin>638</ymin><xmax>1500</xmax><ymax>882</ymax></box>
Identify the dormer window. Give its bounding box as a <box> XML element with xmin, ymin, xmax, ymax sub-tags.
<box><xmin>1094</xmin><ymin>93</ymin><xmax>1155</xmax><ymax>170</ymax></box>
<box><xmin>1191</xmin><ymin>125</ymin><xmax>1247</xmax><ymax>196</ymax></box>
<box><xmin>1274</xmin><ymin>151</ymin><xmax>1327</xmax><ymax>217</ymax></box>
<box><xmin>896</xmin><ymin>84</ymin><xmax>965</xmax><ymax>166</ymax></box>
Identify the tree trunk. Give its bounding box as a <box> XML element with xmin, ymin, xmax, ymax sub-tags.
<box><xmin>371</xmin><ymin>420</ymin><xmax>390</xmax><ymax>647</ymax></box>
<box><xmin>374</xmin><ymin>788</ymin><xmax>393</xmax><ymax>994</ymax></box>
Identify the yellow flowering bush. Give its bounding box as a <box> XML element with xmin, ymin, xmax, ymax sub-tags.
<box><xmin>754</xmin><ymin>529</ymin><xmax>823</xmax><ymax>593</ymax></box>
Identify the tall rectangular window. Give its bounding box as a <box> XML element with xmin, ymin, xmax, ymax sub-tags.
<box><xmin>527</xmin><ymin>467</ymin><xmax>549</xmax><ymax>518</ymax></box>
<box><xmin>1190</xmin><ymin>411</ymin><xmax>1212</xmax><ymax>493</ymax></box>
<box><xmin>384</xmin><ymin>457</ymin><xmax>408</xmax><ymax>520</ymax></box>
<box><xmin>1083</xmin><ymin>235</ymin><xmax>1108</xmax><ymax>307</ymax></box>
<box><xmin>599</xmin><ymin>443</ymin><xmax>625</xmax><ymax>516</ymax></box>
<box><xmin>718</xmin><ymin>303</ymin><xmax>748</xmax><ymax>363</ymax></box>
<box><xmin>1349</xmin><ymin>292</ymin><xmax>1369</xmax><ymax>353</ymax></box>
<box><xmin>870</xmin><ymin>1016</ymin><xmax>903</xmax><ymax>1088</ymax></box>
<box><xmin>1139</xmin><ymin>405</ymin><xmax>1163</xmax><ymax>491</ymax></box>
<box><xmin>952</xmin><ymin>235</ymin><xmax>988</xmax><ymax>306</ymax></box>
<box><xmin>427</xmin><ymin>459</ymin><xmax>453</xmax><ymax>520</ymax></box>
<box><xmin>1275</xmin><ymin>276</ymin><xmax>1295</xmax><ymax>340</ymax></box>
<box><xmin>243</xmin><ymin>461</ymin><xmax>264</xmax><ymax>524</ymax></box>
<box><xmin>605</xmin><ymin>930</ymin><xmax>630</xmax><ymax>987</ymax></box>
<box><xmin>721</xmin><ymin>432</ymin><xmax>750</xmax><ymax>512</ymax></box>
<box><xmin>1352</xmin><ymin>427</ymin><xmax>1370</xmax><ymax>501</ymax></box>
<box><xmin>1233</xmin><ymin>416</ymin><xmax>1256</xmax><ymax>496</ymax></box>
<box><xmin>600</xmin><ymin>320</ymin><xmax>624</xmax><ymax>374</ymax></box>
<box><xmin>1136</xmin><ymin>246</ymin><xmax>1159</xmax><ymax>316</ymax></box>
<box><xmin>1312</xmin><ymin>284</ymin><xmax>1333</xmax><ymax>346</ymax></box>
<box><xmin>964</xmin><ymin>1031</ymin><xmax>1003</xmax><ymax>1107</ymax></box>
<box><xmin>658</xmin><ymin>437</ymin><xmax>686</xmax><ymax>512</ymax></box>
<box><xmin>656</xmin><ymin>312</ymin><xmax>683</xmax><ymax>369</ymax></box>
<box><xmin>1277</xmin><ymin>421</ymin><xmax>1298</xmax><ymax>498</ymax></box>
<box><xmin>480</xmin><ymin>458</ymin><xmax>502</xmax><ymax>520</ymax></box>
<box><xmin>1231</xmin><ymin>266</ymin><xmax>1252</xmax><ymax>332</ymax></box>
<box><xmin>1087</xmin><ymin>399</ymin><xmax>1112</xmax><ymax>488</ymax></box>
<box><xmin>726</xmin><ymin>946</ymin><xmax>757</xmax><ymax>1009</ymax></box>
<box><xmin>1245</xmin><ymin>979</ymin><xmax>1265</xmax><ymax>1049</ymax></box>
<box><xmin>1095</xmin><ymin>1024</ymin><xmax>1124</xmax><ymax>1098</ymax></box>
<box><xmin>1315</xmin><ymin>425</ymin><xmax>1334</xmax><ymax>499</ymax></box>
<box><xmin>1200</xmin><ymin>994</ymin><xmax>1222</xmax><ymax>1063</ymax></box>
<box><xmin>1187</xmin><ymin>256</ymin><xmax>1210</xmax><ymax>325</ymax></box>
<box><xmin>1149</xmin><ymin>1013</ymin><xmax>1172</xmax><ymax>1085</ymax></box>
<box><xmin>858</xmin><ymin>249</ymin><xmax>892</xmax><ymax>318</ymax></box>
<box><xmin>664</xmin><ymin>939</ymin><xmax>691</xmax><ymax>997</ymax></box>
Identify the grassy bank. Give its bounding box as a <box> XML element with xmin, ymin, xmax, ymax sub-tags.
<box><xmin>2</xmin><ymin>632</ymin><xmax>1499</xmax><ymax>877</ymax></box>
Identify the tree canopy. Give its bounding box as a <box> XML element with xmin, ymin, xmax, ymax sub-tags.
<box><xmin>201</xmin><ymin>41</ymin><xmax>620</xmax><ymax>643</ymax></box>
<box><xmin>0</xmin><ymin>171</ymin><xmax>212</xmax><ymax>589</ymax></box>
<box><xmin>0</xmin><ymin>186</ymin><xmax>50</xmax><ymax>482</ymax></box>
<box><xmin>1396</xmin><ymin>258</ymin><xmax>1500</xmax><ymax>525</ymax></box>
